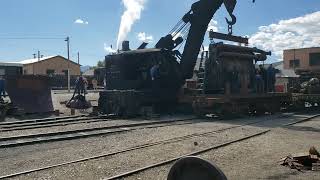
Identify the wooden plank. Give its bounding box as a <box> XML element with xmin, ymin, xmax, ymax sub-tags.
<box><xmin>209</xmin><ymin>31</ymin><xmax>249</xmax><ymax>44</ymax></box>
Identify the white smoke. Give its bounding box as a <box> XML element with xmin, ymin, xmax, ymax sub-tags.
<box><xmin>116</xmin><ymin>0</ymin><xmax>147</xmax><ymax>49</ymax></box>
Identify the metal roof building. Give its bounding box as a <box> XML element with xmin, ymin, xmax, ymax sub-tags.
<box><xmin>9</xmin><ymin>55</ymin><xmax>81</xmax><ymax>76</ymax></box>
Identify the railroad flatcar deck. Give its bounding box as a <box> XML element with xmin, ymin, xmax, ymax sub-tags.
<box><xmin>180</xmin><ymin>93</ymin><xmax>291</xmax><ymax>115</ymax></box>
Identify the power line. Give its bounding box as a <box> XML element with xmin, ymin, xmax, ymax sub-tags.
<box><xmin>0</xmin><ymin>37</ymin><xmax>65</xmax><ymax>40</ymax></box>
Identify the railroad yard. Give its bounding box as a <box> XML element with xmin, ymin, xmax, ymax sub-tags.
<box><xmin>1</xmin><ymin>0</ymin><xmax>320</xmax><ymax>179</ymax></box>
<box><xmin>0</xmin><ymin>91</ymin><xmax>319</xmax><ymax>180</ymax></box>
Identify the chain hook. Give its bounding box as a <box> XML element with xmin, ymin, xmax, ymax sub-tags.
<box><xmin>228</xmin><ymin>24</ymin><xmax>233</xmax><ymax>35</ymax></box>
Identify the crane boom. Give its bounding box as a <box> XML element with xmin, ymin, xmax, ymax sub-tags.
<box><xmin>156</xmin><ymin>0</ymin><xmax>237</xmax><ymax>80</ymax></box>
<box><xmin>180</xmin><ymin>0</ymin><xmax>225</xmax><ymax>79</ymax></box>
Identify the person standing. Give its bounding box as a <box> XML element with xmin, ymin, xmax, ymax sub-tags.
<box><xmin>259</xmin><ymin>65</ymin><xmax>267</xmax><ymax>93</ymax></box>
<box><xmin>75</xmin><ymin>76</ymin><xmax>85</xmax><ymax>95</ymax></box>
<box><xmin>83</xmin><ymin>76</ymin><xmax>88</xmax><ymax>94</ymax></box>
<box><xmin>150</xmin><ymin>62</ymin><xmax>161</xmax><ymax>95</ymax></box>
<box><xmin>150</xmin><ymin>62</ymin><xmax>161</xmax><ymax>113</ymax></box>
<box><xmin>255</xmin><ymin>69</ymin><xmax>264</xmax><ymax>93</ymax></box>
<box><xmin>150</xmin><ymin>62</ymin><xmax>160</xmax><ymax>81</ymax></box>
<box><xmin>267</xmin><ymin>64</ymin><xmax>276</xmax><ymax>92</ymax></box>
<box><xmin>0</xmin><ymin>76</ymin><xmax>5</xmax><ymax>98</ymax></box>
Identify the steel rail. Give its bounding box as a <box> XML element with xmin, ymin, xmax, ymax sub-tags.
<box><xmin>0</xmin><ymin>118</ymin><xmax>111</xmax><ymax>132</ymax></box>
<box><xmin>0</xmin><ymin>117</ymin><xmax>102</xmax><ymax>128</ymax></box>
<box><xmin>0</xmin><ymin>119</ymin><xmax>196</xmax><ymax>148</ymax></box>
<box><xmin>0</xmin><ymin>115</ymin><xmax>88</xmax><ymax>126</ymax></box>
<box><xmin>284</xmin><ymin>114</ymin><xmax>320</xmax><ymax>126</ymax></box>
<box><xmin>105</xmin><ymin>130</ymin><xmax>270</xmax><ymax>180</ymax></box>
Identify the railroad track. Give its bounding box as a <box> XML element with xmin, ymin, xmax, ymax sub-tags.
<box><xmin>0</xmin><ymin>118</ymin><xmax>196</xmax><ymax>148</ymax></box>
<box><xmin>0</xmin><ymin>116</ymin><xmax>112</xmax><ymax>132</ymax></box>
<box><xmin>0</xmin><ymin>115</ymin><xmax>87</xmax><ymax>126</ymax></box>
<box><xmin>106</xmin><ymin>114</ymin><xmax>320</xmax><ymax>180</ymax></box>
<box><xmin>2</xmin><ymin>113</ymin><xmax>318</xmax><ymax>179</ymax></box>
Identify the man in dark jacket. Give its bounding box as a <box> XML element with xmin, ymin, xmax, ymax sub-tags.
<box><xmin>259</xmin><ymin>65</ymin><xmax>267</xmax><ymax>93</ymax></box>
<box><xmin>150</xmin><ymin>62</ymin><xmax>161</xmax><ymax>96</ymax></box>
<box><xmin>267</xmin><ymin>64</ymin><xmax>276</xmax><ymax>92</ymax></box>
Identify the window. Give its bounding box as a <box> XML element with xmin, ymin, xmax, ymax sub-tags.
<box><xmin>309</xmin><ymin>53</ymin><xmax>320</xmax><ymax>66</ymax></box>
<box><xmin>46</xmin><ymin>69</ymin><xmax>55</xmax><ymax>76</ymax></box>
<box><xmin>62</xmin><ymin>70</ymin><xmax>68</xmax><ymax>76</ymax></box>
<box><xmin>289</xmin><ymin>59</ymin><xmax>300</xmax><ymax>68</ymax></box>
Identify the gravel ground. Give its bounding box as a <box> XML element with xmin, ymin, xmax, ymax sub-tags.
<box><xmin>0</xmin><ymin>118</ymin><xmax>233</xmax><ymax>176</ymax></box>
<box><xmin>126</xmin><ymin>116</ymin><xmax>320</xmax><ymax>180</ymax></box>
<box><xmin>0</xmin><ymin>113</ymin><xmax>312</xmax><ymax>179</ymax></box>
<box><xmin>10</xmin><ymin>125</ymin><xmax>265</xmax><ymax>180</ymax></box>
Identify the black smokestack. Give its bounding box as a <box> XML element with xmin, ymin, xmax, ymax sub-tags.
<box><xmin>122</xmin><ymin>41</ymin><xmax>130</xmax><ymax>51</ymax></box>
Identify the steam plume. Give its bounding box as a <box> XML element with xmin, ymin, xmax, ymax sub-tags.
<box><xmin>116</xmin><ymin>0</ymin><xmax>147</xmax><ymax>49</ymax></box>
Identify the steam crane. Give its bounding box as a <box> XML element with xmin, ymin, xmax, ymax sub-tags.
<box><xmin>99</xmin><ymin>0</ymin><xmax>264</xmax><ymax>116</ymax></box>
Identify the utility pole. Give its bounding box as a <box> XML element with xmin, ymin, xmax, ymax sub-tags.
<box><xmin>77</xmin><ymin>52</ymin><xmax>80</xmax><ymax>65</ymax></box>
<box><xmin>293</xmin><ymin>48</ymin><xmax>296</xmax><ymax>69</ymax></box>
<box><xmin>38</xmin><ymin>50</ymin><xmax>40</xmax><ymax>61</ymax></box>
<box><xmin>65</xmin><ymin>37</ymin><xmax>71</xmax><ymax>93</ymax></box>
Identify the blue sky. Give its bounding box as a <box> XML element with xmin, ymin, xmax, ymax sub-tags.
<box><xmin>0</xmin><ymin>0</ymin><xmax>319</xmax><ymax>66</ymax></box>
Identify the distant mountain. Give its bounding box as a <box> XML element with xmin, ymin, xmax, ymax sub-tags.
<box><xmin>80</xmin><ymin>65</ymin><xmax>92</xmax><ymax>72</ymax></box>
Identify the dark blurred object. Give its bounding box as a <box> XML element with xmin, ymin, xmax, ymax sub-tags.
<box><xmin>0</xmin><ymin>98</ymin><xmax>10</xmax><ymax>121</ymax></box>
<box><xmin>66</xmin><ymin>94</ymin><xmax>91</xmax><ymax>109</ymax></box>
<box><xmin>6</xmin><ymin>75</ymin><xmax>54</xmax><ymax>113</ymax></box>
<box><xmin>167</xmin><ymin>156</ymin><xmax>227</xmax><ymax>180</ymax></box>
<box><xmin>300</xmin><ymin>78</ymin><xmax>320</xmax><ymax>94</ymax></box>
<box><xmin>280</xmin><ymin>147</ymin><xmax>320</xmax><ymax>171</ymax></box>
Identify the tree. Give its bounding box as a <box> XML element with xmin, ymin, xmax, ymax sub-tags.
<box><xmin>97</xmin><ymin>60</ymin><xmax>104</xmax><ymax>67</ymax></box>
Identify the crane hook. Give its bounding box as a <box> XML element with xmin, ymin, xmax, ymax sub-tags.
<box><xmin>225</xmin><ymin>14</ymin><xmax>237</xmax><ymax>26</ymax></box>
<box><xmin>223</xmin><ymin>0</ymin><xmax>237</xmax><ymax>25</ymax></box>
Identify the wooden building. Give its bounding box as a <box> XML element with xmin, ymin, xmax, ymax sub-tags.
<box><xmin>19</xmin><ymin>55</ymin><xmax>81</xmax><ymax>76</ymax></box>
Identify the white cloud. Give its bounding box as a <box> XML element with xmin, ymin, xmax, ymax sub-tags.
<box><xmin>207</xmin><ymin>19</ymin><xmax>218</xmax><ymax>32</ymax></box>
<box><xmin>249</xmin><ymin>11</ymin><xmax>320</xmax><ymax>61</ymax></box>
<box><xmin>104</xmin><ymin>43</ymin><xmax>117</xmax><ymax>54</ymax></box>
<box><xmin>137</xmin><ymin>32</ymin><xmax>153</xmax><ymax>42</ymax></box>
<box><xmin>74</xmin><ymin>18</ymin><xmax>89</xmax><ymax>25</ymax></box>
